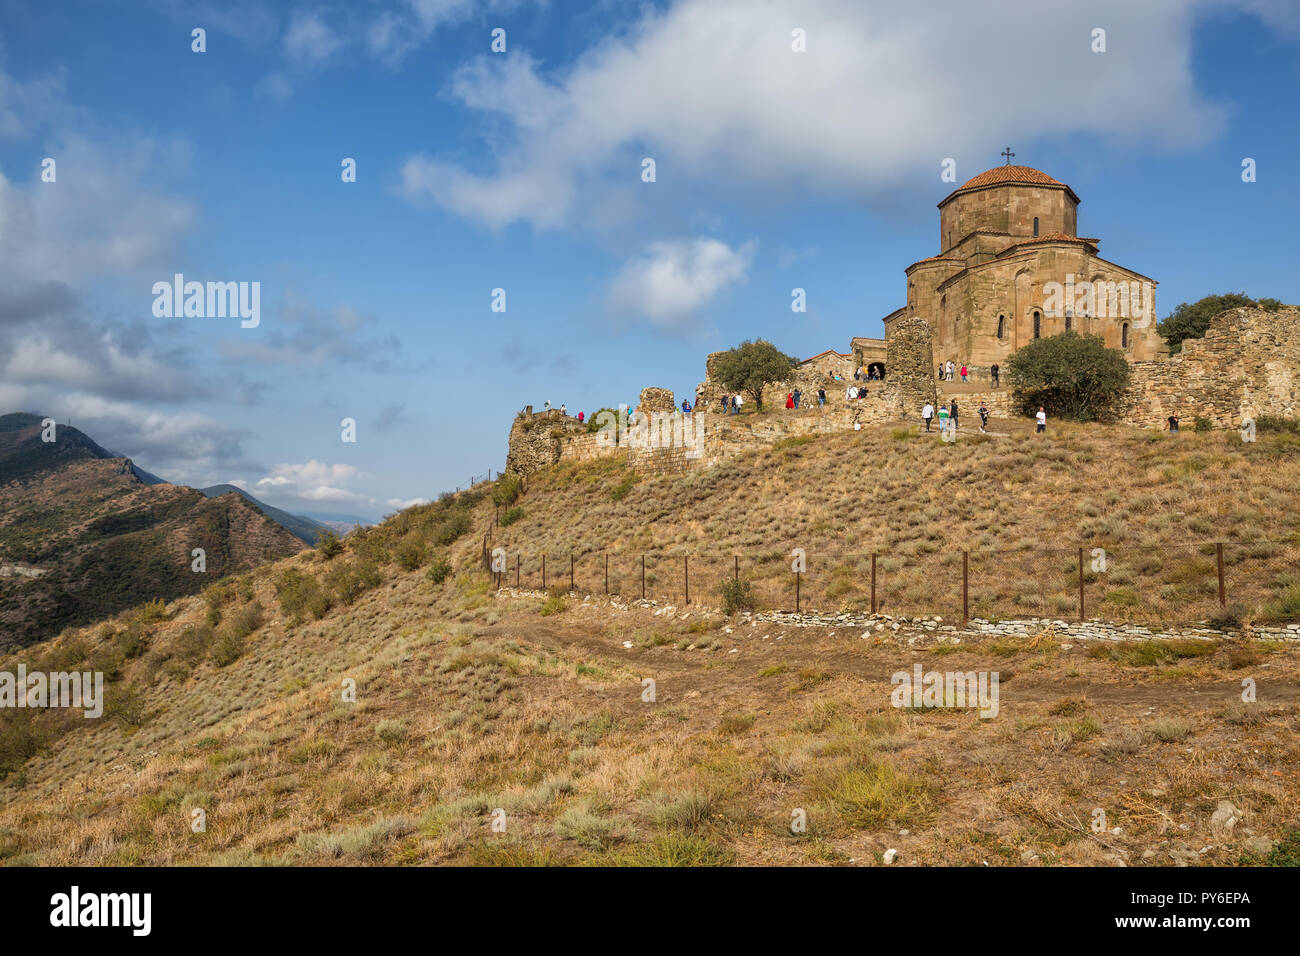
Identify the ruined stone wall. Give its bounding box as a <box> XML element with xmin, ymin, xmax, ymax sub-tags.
<box><xmin>638</xmin><ymin>386</ymin><xmax>676</xmax><ymax>414</ymax></box>
<box><xmin>1120</xmin><ymin>306</ymin><xmax>1300</xmax><ymax>428</ymax></box>
<box><xmin>884</xmin><ymin>314</ymin><xmax>937</xmax><ymax>419</ymax></box>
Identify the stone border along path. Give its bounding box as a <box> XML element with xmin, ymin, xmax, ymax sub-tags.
<box><xmin>492</xmin><ymin>587</ymin><xmax>1300</xmax><ymax>644</ymax></box>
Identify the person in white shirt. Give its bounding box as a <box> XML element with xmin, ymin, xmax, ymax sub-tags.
<box><xmin>922</xmin><ymin>402</ymin><xmax>934</xmax><ymax>431</ymax></box>
<box><xmin>1036</xmin><ymin>407</ymin><xmax>1047</xmax><ymax>433</ymax></box>
<box><xmin>735</xmin><ymin>393</ymin><xmax>744</xmax><ymax>413</ymax></box>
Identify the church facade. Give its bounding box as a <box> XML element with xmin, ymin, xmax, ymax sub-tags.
<box><xmin>882</xmin><ymin>164</ymin><xmax>1167</xmax><ymax>378</ymax></box>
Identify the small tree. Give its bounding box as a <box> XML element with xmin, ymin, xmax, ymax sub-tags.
<box><xmin>1158</xmin><ymin>292</ymin><xmax>1256</xmax><ymax>353</ymax></box>
<box><xmin>1006</xmin><ymin>331</ymin><xmax>1130</xmax><ymax>422</ymax></box>
<box><xmin>712</xmin><ymin>339</ymin><xmax>797</xmax><ymax>411</ymax></box>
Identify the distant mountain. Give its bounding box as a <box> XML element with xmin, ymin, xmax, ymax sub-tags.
<box><xmin>0</xmin><ymin>413</ymin><xmax>306</xmax><ymax>647</ymax></box>
<box><xmin>201</xmin><ymin>484</ymin><xmax>331</xmax><ymax>545</ymax></box>
<box><xmin>299</xmin><ymin>511</ymin><xmax>375</xmax><ymax>533</ymax></box>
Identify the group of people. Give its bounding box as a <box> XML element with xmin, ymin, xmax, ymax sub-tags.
<box><xmin>936</xmin><ymin>360</ymin><xmax>1000</xmax><ymax>387</ymax></box>
<box><xmin>922</xmin><ymin>399</ymin><xmax>995</xmax><ymax>434</ymax></box>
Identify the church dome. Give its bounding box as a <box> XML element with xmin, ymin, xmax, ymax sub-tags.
<box><xmin>958</xmin><ymin>165</ymin><xmax>1064</xmax><ymax>190</ymax></box>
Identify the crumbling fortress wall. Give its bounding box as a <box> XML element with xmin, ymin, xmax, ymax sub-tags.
<box><xmin>1120</xmin><ymin>306</ymin><xmax>1300</xmax><ymax>428</ymax></box>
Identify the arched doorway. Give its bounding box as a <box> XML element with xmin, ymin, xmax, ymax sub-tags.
<box><xmin>866</xmin><ymin>361</ymin><xmax>885</xmax><ymax>381</ymax></box>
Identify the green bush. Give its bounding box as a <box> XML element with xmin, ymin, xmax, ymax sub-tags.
<box><xmin>491</xmin><ymin>473</ymin><xmax>523</xmax><ymax>507</ymax></box>
<box><xmin>316</xmin><ymin>528</ymin><xmax>343</xmax><ymax>559</ymax></box>
<box><xmin>719</xmin><ymin>578</ymin><xmax>755</xmax><ymax>615</ymax></box>
<box><xmin>500</xmin><ymin>506</ymin><xmax>524</xmax><ymax>526</ymax></box>
<box><xmin>1006</xmin><ymin>331</ymin><xmax>1131</xmax><ymax>422</ymax></box>
<box><xmin>434</xmin><ymin>510</ymin><xmax>472</xmax><ymax>546</ymax></box>
<box><xmin>1256</xmin><ymin>415</ymin><xmax>1300</xmax><ymax>434</ymax></box>
<box><xmin>427</xmin><ymin>557</ymin><xmax>453</xmax><ymax>585</ymax></box>
<box><xmin>1193</xmin><ymin>416</ymin><xmax>1213</xmax><ymax>432</ymax></box>
<box><xmin>325</xmin><ymin>560</ymin><xmax>383</xmax><ymax>606</ymax></box>
<box><xmin>1257</xmin><ymin>297</ymin><xmax>1283</xmax><ymax>313</ymax></box>
<box><xmin>394</xmin><ymin>533</ymin><xmax>427</xmax><ymax>571</ymax></box>
<box><xmin>712</xmin><ymin>339</ymin><xmax>798</xmax><ymax>411</ymax></box>
<box><xmin>540</xmin><ymin>596</ymin><xmax>567</xmax><ymax>616</ymax></box>
<box><xmin>275</xmin><ymin>569</ymin><xmax>332</xmax><ymax>622</ymax></box>
<box><xmin>1158</xmin><ymin>292</ymin><xmax>1257</xmax><ymax>353</ymax></box>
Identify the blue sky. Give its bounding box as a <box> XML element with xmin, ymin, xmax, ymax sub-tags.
<box><xmin>0</xmin><ymin>0</ymin><xmax>1297</xmax><ymax>519</ymax></box>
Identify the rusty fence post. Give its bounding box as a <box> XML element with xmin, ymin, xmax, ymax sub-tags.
<box><xmin>734</xmin><ymin>555</ymin><xmax>739</xmax><ymax>582</ymax></box>
<box><xmin>962</xmin><ymin>550</ymin><xmax>969</xmax><ymax>626</ymax></box>
<box><xmin>542</xmin><ymin>554</ymin><xmax>546</xmax><ymax>591</ymax></box>
<box><xmin>871</xmin><ymin>552</ymin><xmax>877</xmax><ymax>614</ymax></box>
<box><xmin>795</xmin><ymin>569</ymin><xmax>801</xmax><ymax>613</ymax></box>
<box><xmin>641</xmin><ymin>555</ymin><xmax>646</xmax><ymax>600</ymax></box>
<box><xmin>1217</xmin><ymin>542</ymin><xmax>1226</xmax><ymax>607</ymax></box>
<box><xmin>1078</xmin><ymin>547</ymin><xmax>1085</xmax><ymax>621</ymax></box>
<box><xmin>604</xmin><ymin>553</ymin><xmax>609</xmax><ymax>594</ymax></box>
<box><xmin>515</xmin><ymin>554</ymin><xmax>520</xmax><ymax>589</ymax></box>
<box><xmin>570</xmin><ymin>553</ymin><xmax>575</xmax><ymax>592</ymax></box>
<box><xmin>684</xmin><ymin>556</ymin><xmax>690</xmax><ymax>605</ymax></box>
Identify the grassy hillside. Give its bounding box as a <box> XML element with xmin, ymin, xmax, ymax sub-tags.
<box><xmin>0</xmin><ymin>419</ymin><xmax>1298</xmax><ymax>866</ymax></box>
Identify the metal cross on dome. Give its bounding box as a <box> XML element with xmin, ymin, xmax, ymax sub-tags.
<box><xmin>1001</xmin><ymin>147</ymin><xmax>1015</xmax><ymax>165</ymax></box>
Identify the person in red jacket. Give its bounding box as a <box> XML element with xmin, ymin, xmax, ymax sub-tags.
<box><xmin>785</xmin><ymin>392</ymin><xmax>794</xmax><ymax>409</ymax></box>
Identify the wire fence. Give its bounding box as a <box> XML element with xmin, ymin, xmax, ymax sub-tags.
<box><xmin>480</xmin><ymin>538</ymin><xmax>1300</xmax><ymax>625</ymax></box>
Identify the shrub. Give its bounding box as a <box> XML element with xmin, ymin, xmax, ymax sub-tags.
<box><xmin>1006</xmin><ymin>331</ymin><xmax>1130</xmax><ymax>421</ymax></box>
<box><xmin>491</xmin><ymin>473</ymin><xmax>523</xmax><ymax>507</ymax></box>
<box><xmin>316</xmin><ymin>528</ymin><xmax>343</xmax><ymax>559</ymax></box>
<box><xmin>394</xmin><ymin>533</ymin><xmax>427</xmax><ymax>571</ymax></box>
<box><xmin>1193</xmin><ymin>416</ymin><xmax>1213</xmax><ymax>432</ymax></box>
<box><xmin>586</xmin><ymin>408</ymin><xmax>619</xmax><ymax>433</ymax></box>
<box><xmin>1256</xmin><ymin>415</ymin><xmax>1300</xmax><ymax>435</ymax></box>
<box><xmin>275</xmin><ymin>569</ymin><xmax>331</xmax><ymax>622</ymax></box>
<box><xmin>500</xmin><ymin>506</ymin><xmax>524</xmax><ymax>527</ymax></box>
<box><xmin>325</xmin><ymin>560</ymin><xmax>382</xmax><ymax>606</ymax></box>
<box><xmin>1258</xmin><ymin>297</ymin><xmax>1283</xmax><ymax>312</ymax></box>
<box><xmin>434</xmin><ymin>510</ymin><xmax>472</xmax><ymax>546</ymax></box>
<box><xmin>540</xmin><ymin>596</ymin><xmax>567</xmax><ymax>616</ymax></box>
<box><xmin>711</xmin><ymin>339</ymin><xmax>798</xmax><ymax>411</ymax></box>
<box><xmin>1158</xmin><ymin>292</ymin><xmax>1257</xmax><ymax>353</ymax></box>
<box><xmin>719</xmin><ymin>578</ymin><xmax>755</xmax><ymax>615</ymax></box>
<box><xmin>427</xmin><ymin>557</ymin><xmax>453</xmax><ymax>585</ymax></box>
<box><xmin>609</xmin><ymin>475</ymin><xmax>637</xmax><ymax>501</ymax></box>
<box><xmin>209</xmin><ymin>629</ymin><xmax>245</xmax><ymax>668</ymax></box>
<box><xmin>375</xmin><ymin>719</ymin><xmax>407</xmax><ymax>747</ymax></box>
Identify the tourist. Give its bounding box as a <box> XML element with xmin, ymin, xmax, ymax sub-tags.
<box><xmin>978</xmin><ymin>402</ymin><xmax>989</xmax><ymax>433</ymax></box>
<box><xmin>543</xmin><ymin>400</ymin><xmax>551</xmax><ymax>411</ymax></box>
<box><xmin>560</xmin><ymin>403</ymin><xmax>567</xmax><ymax>416</ymax></box>
<box><xmin>937</xmin><ymin>402</ymin><xmax>950</xmax><ymax>436</ymax></box>
<box><xmin>938</xmin><ymin>363</ymin><xmax>944</xmax><ymax>380</ymax></box>
<box><xmin>785</xmin><ymin>392</ymin><xmax>794</xmax><ymax>410</ymax></box>
<box><xmin>817</xmin><ymin>387</ymin><xmax>826</xmax><ymax>408</ymax></box>
<box><xmin>793</xmin><ymin>387</ymin><xmax>802</xmax><ymax>409</ymax></box>
<box><xmin>991</xmin><ymin>363</ymin><xmax>1000</xmax><ymax>388</ymax></box>
<box><xmin>960</xmin><ymin>365</ymin><xmax>968</xmax><ymax>382</ymax></box>
<box><xmin>735</xmin><ymin>393</ymin><xmax>744</xmax><ymax>414</ymax></box>
<box><xmin>720</xmin><ymin>395</ymin><xmax>729</xmax><ymax>414</ymax></box>
<box><xmin>922</xmin><ymin>401</ymin><xmax>935</xmax><ymax>431</ymax></box>
<box><xmin>681</xmin><ymin>398</ymin><xmax>691</xmax><ymax>415</ymax></box>
<box><xmin>730</xmin><ymin>394</ymin><xmax>738</xmax><ymax>415</ymax></box>
<box><xmin>946</xmin><ymin>360</ymin><xmax>955</xmax><ymax>381</ymax></box>
<box><xmin>949</xmin><ymin>400</ymin><xmax>959</xmax><ymax>430</ymax></box>
<box><xmin>577</xmin><ymin>410</ymin><xmax>585</xmax><ymax>424</ymax></box>
<box><xmin>1167</xmin><ymin>413</ymin><xmax>1180</xmax><ymax>433</ymax></box>
<box><xmin>846</xmin><ymin>384</ymin><xmax>857</xmax><ymax>401</ymax></box>
<box><xmin>1036</xmin><ymin>406</ymin><xmax>1047</xmax><ymax>434</ymax></box>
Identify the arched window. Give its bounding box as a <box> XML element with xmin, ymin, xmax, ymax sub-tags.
<box><xmin>997</xmin><ymin>315</ymin><xmax>1005</xmax><ymax>339</ymax></box>
<box><xmin>1033</xmin><ymin>311</ymin><xmax>1041</xmax><ymax>338</ymax></box>
<box><xmin>1122</xmin><ymin>322</ymin><xmax>1129</xmax><ymax>349</ymax></box>
<box><xmin>1033</xmin><ymin>216</ymin><xmax>1039</xmax><ymax>237</ymax></box>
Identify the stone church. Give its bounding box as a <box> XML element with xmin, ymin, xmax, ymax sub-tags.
<box><xmin>881</xmin><ymin>163</ymin><xmax>1167</xmax><ymax>378</ymax></box>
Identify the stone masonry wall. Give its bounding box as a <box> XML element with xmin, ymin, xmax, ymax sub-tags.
<box><xmin>1120</xmin><ymin>306</ymin><xmax>1300</xmax><ymax>428</ymax></box>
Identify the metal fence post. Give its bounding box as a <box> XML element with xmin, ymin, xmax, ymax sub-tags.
<box><xmin>1078</xmin><ymin>547</ymin><xmax>1085</xmax><ymax>621</ymax></box>
<box><xmin>871</xmin><ymin>552</ymin><xmax>877</xmax><ymax>614</ymax></box>
<box><xmin>641</xmin><ymin>555</ymin><xmax>646</xmax><ymax>600</ymax></box>
<box><xmin>604</xmin><ymin>552</ymin><xmax>609</xmax><ymax>594</ymax></box>
<box><xmin>795</xmin><ymin>569</ymin><xmax>801</xmax><ymax>612</ymax></box>
<box><xmin>734</xmin><ymin>555</ymin><xmax>739</xmax><ymax>582</ymax></box>
<box><xmin>542</xmin><ymin>554</ymin><xmax>546</xmax><ymax>590</ymax></box>
<box><xmin>570</xmin><ymin>553</ymin><xmax>575</xmax><ymax>592</ymax></box>
<box><xmin>684</xmin><ymin>556</ymin><xmax>690</xmax><ymax>605</ymax></box>
<box><xmin>1217</xmin><ymin>542</ymin><xmax>1226</xmax><ymax>607</ymax></box>
<box><xmin>515</xmin><ymin>554</ymin><xmax>520</xmax><ymax>588</ymax></box>
<box><xmin>961</xmin><ymin>550</ymin><xmax>969</xmax><ymax>626</ymax></box>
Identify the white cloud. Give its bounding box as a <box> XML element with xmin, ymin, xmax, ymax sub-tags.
<box><xmin>401</xmin><ymin>0</ymin><xmax>1243</xmax><ymax>231</ymax></box>
<box><xmin>249</xmin><ymin>461</ymin><xmax>376</xmax><ymax>506</ymax></box>
<box><xmin>285</xmin><ymin>10</ymin><xmax>343</xmax><ymax>65</ymax></box>
<box><xmin>606</xmin><ymin>237</ymin><xmax>754</xmax><ymax>327</ymax></box>
<box><xmin>387</xmin><ymin>496</ymin><xmax>429</xmax><ymax>510</ymax></box>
